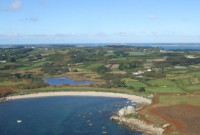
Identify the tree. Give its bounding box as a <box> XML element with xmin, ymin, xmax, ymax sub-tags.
<box><xmin>96</xmin><ymin>65</ymin><xmax>109</xmax><ymax>74</ymax></box>
<box><xmin>14</xmin><ymin>73</ymin><xmax>21</xmax><ymax>79</ymax></box>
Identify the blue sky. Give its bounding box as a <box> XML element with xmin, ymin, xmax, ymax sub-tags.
<box><xmin>0</xmin><ymin>0</ymin><xmax>200</xmax><ymax>44</ymax></box>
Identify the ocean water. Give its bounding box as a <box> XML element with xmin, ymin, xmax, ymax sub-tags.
<box><xmin>44</xmin><ymin>77</ymin><xmax>94</xmax><ymax>86</ymax></box>
<box><xmin>0</xmin><ymin>96</ymin><xmax>141</xmax><ymax>135</ymax></box>
<box><xmin>158</xmin><ymin>45</ymin><xmax>200</xmax><ymax>50</ymax></box>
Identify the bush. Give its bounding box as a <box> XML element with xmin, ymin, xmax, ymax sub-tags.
<box><xmin>128</xmin><ymin>86</ymin><xmax>134</xmax><ymax>89</ymax></box>
<box><xmin>138</xmin><ymin>87</ymin><xmax>146</xmax><ymax>92</ymax></box>
<box><xmin>28</xmin><ymin>77</ymin><xmax>48</xmax><ymax>89</ymax></box>
<box><xmin>96</xmin><ymin>65</ymin><xmax>109</xmax><ymax>74</ymax></box>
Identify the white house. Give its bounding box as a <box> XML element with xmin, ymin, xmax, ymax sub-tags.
<box><xmin>0</xmin><ymin>60</ymin><xmax>6</xmax><ymax>63</ymax></box>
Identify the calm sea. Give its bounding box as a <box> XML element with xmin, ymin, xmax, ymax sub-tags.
<box><xmin>0</xmin><ymin>96</ymin><xmax>141</xmax><ymax>135</ymax></box>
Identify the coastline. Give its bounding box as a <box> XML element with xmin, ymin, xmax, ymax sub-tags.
<box><xmin>5</xmin><ymin>91</ymin><xmax>164</xmax><ymax>135</ymax></box>
<box><xmin>6</xmin><ymin>91</ymin><xmax>151</xmax><ymax>105</ymax></box>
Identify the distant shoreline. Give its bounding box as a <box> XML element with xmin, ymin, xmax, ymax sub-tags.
<box><xmin>6</xmin><ymin>91</ymin><xmax>151</xmax><ymax>105</ymax></box>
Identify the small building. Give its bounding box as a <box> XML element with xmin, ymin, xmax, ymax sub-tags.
<box><xmin>175</xmin><ymin>66</ymin><xmax>187</xmax><ymax>69</ymax></box>
<box><xmin>147</xmin><ymin>69</ymin><xmax>152</xmax><ymax>72</ymax></box>
<box><xmin>185</xmin><ymin>55</ymin><xmax>196</xmax><ymax>59</ymax></box>
<box><xmin>133</xmin><ymin>71</ymin><xmax>144</xmax><ymax>76</ymax></box>
<box><xmin>0</xmin><ymin>60</ymin><xmax>6</xmax><ymax>63</ymax></box>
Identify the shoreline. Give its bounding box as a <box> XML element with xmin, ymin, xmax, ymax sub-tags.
<box><xmin>5</xmin><ymin>91</ymin><xmax>164</xmax><ymax>134</ymax></box>
<box><xmin>6</xmin><ymin>91</ymin><xmax>151</xmax><ymax>105</ymax></box>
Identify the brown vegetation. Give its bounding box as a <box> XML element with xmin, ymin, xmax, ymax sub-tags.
<box><xmin>0</xmin><ymin>86</ymin><xmax>15</xmax><ymax>97</ymax></box>
<box><xmin>150</xmin><ymin>104</ymin><xmax>200</xmax><ymax>135</ymax></box>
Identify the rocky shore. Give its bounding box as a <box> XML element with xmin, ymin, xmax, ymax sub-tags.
<box><xmin>111</xmin><ymin>106</ymin><xmax>164</xmax><ymax>135</ymax></box>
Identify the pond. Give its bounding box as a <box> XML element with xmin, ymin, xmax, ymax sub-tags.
<box><xmin>44</xmin><ymin>77</ymin><xmax>94</xmax><ymax>86</ymax></box>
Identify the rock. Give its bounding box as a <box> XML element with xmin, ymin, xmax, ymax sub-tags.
<box><xmin>17</xmin><ymin>120</ymin><xmax>22</xmax><ymax>123</ymax></box>
<box><xmin>118</xmin><ymin>106</ymin><xmax>135</xmax><ymax>117</ymax></box>
<box><xmin>163</xmin><ymin>124</ymin><xmax>170</xmax><ymax>128</ymax></box>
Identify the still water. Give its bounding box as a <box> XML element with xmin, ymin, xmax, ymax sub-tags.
<box><xmin>44</xmin><ymin>77</ymin><xmax>94</xmax><ymax>86</ymax></box>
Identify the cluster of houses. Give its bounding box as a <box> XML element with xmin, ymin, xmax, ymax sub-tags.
<box><xmin>132</xmin><ymin>68</ymin><xmax>152</xmax><ymax>78</ymax></box>
<box><xmin>185</xmin><ymin>55</ymin><xmax>197</xmax><ymax>59</ymax></box>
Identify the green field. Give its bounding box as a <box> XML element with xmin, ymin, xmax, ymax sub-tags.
<box><xmin>159</xmin><ymin>95</ymin><xmax>200</xmax><ymax>106</ymax></box>
<box><xmin>125</xmin><ymin>81</ymin><xmax>147</xmax><ymax>88</ymax></box>
<box><xmin>148</xmin><ymin>79</ymin><xmax>176</xmax><ymax>87</ymax></box>
<box><xmin>85</xmin><ymin>64</ymin><xmax>103</xmax><ymax>70</ymax></box>
<box><xmin>185</xmin><ymin>84</ymin><xmax>200</xmax><ymax>91</ymax></box>
<box><xmin>146</xmin><ymin>86</ymin><xmax>184</xmax><ymax>93</ymax></box>
<box><xmin>0</xmin><ymin>80</ymin><xmax>26</xmax><ymax>86</ymax></box>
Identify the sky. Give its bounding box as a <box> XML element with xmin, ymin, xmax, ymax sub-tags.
<box><xmin>0</xmin><ymin>0</ymin><xmax>200</xmax><ymax>44</ymax></box>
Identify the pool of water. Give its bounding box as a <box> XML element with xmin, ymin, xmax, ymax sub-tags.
<box><xmin>44</xmin><ymin>77</ymin><xmax>94</xmax><ymax>86</ymax></box>
<box><xmin>0</xmin><ymin>96</ymin><xmax>141</xmax><ymax>135</ymax></box>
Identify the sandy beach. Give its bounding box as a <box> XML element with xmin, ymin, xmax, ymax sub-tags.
<box><xmin>6</xmin><ymin>91</ymin><xmax>151</xmax><ymax>105</ymax></box>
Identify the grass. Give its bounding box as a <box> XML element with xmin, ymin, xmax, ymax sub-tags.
<box><xmin>116</xmin><ymin>57</ymin><xmax>135</xmax><ymax>61</ymax></box>
<box><xmin>185</xmin><ymin>84</ymin><xmax>200</xmax><ymax>91</ymax></box>
<box><xmin>121</xmin><ymin>78</ymin><xmax>147</xmax><ymax>88</ymax></box>
<box><xmin>126</xmin><ymin>81</ymin><xmax>147</xmax><ymax>88</ymax></box>
<box><xmin>0</xmin><ymin>80</ymin><xmax>26</xmax><ymax>86</ymax></box>
<box><xmin>146</xmin><ymin>86</ymin><xmax>184</xmax><ymax>93</ymax></box>
<box><xmin>158</xmin><ymin>95</ymin><xmax>200</xmax><ymax>106</ymax></box>
<box><xmin>181</xmin><ymin>78</ymin><xmax>191</xmax><ymax>85</ymax></box>
<box><xmin>104</xmin><ymin>52</ymin><xmax>115</xmax><ymax>57</ymax></box>
<box><xmin>148</xmin><ymin>79</ymin><xmax>176</xmax><ymax>87</ymax></box>
<box><xmin>85</xmin><ymin>64</ymin><xmax>103</xmax><ymax>70</ymax></box>
<box><xmin>125</xmin><ymin>114</ymin><xmax>139</xmax><ymax>119</ymax></box>
<box><xmin>167</xmin><ymin>74</ymin><xmax>194</xmax><ymax>80</ymax></box>
<box><xmin>121</xmin><ymin>78</ymin><xmax>138</xmax><ymax>82</ymax></box>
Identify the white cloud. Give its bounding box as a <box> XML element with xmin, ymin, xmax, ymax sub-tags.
<box><xmin>55</xmin><ymin>33</ymin><xmax>76</xmax><ymax>37</ymax></box>
<box><xmin>8</xmin><ymin>32</ymin><xmax>20</xmax><ymax>37</ymax></box>
<box><xmin>9</xmin><ymin>0</ymin><xmax>22</xmax><ymax>10</ymax></box>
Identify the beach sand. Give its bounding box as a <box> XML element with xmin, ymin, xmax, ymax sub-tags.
<box><xmin>6</xmin><ymin>91</ymin><xmax>151</xmax><ymax>105</ymax></box>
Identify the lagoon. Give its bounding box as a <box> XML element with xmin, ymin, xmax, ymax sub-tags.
<box><xmin>44</xmin><ymin>77</ymin><xmax>93</xmax><ymax>86</ymax></box>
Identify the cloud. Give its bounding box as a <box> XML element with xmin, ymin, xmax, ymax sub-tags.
<box><xmin>9</xmin><ymin>0</ymin><xmax>22</xmax><ymax>10</ymax></box>
<box><xmin>55</xmin><ymin>33</ymin><xmax>76</xmax><ymax>37</ymax></box>
<box><xmin>7</xmin><ymin>32</ymin><xmax>20</xmax><ymax>37</ymax></box>
<box><xmin>148</xmin><ymin>15</ymin><xmax>159</xmax><ymax>20</ymax></box>
<box><xmin>20</xmin><ymin>17</ymin><xmax>39</xmax><ymax>22</ymax></box>
<box><xmin>25</xmin><ymin>34</ymin><xmax>47</xmax><ymax>37</ymax></box>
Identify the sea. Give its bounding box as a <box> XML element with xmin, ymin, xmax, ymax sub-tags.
<box><xmin>0</xmin><ymin>96</ymin><xmax>141</xmax><ymax>135</ymax></box>
<box><xmin>1</xmin><ymin>43</ymin><xmax>200</xmax><ymax>50</ymax></box>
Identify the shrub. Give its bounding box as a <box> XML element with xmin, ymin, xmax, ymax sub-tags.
<box><xmin>138</xmin><ymin>87</ymin><xmax>146</xmax><ymax>92</ymax></box>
